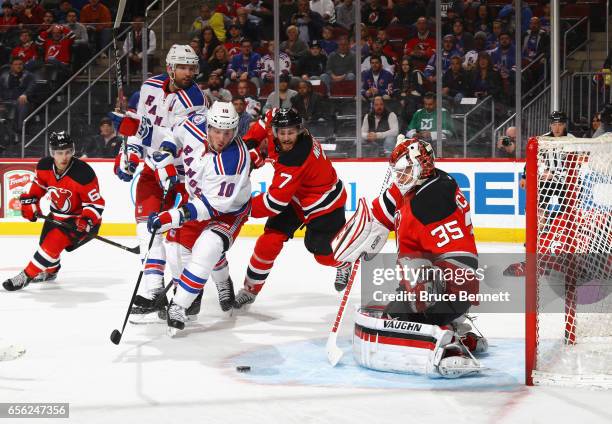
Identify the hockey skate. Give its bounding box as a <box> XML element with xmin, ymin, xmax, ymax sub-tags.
<box><xmin>167</xmin><ymin>300</ymin><xmax>187</xmax><ymax>337</ymax></box>
<box><xmin>3</xmin><ymin>271</ymin><xmax>32</xmax><ymax>291</ymax></box>
<box><xmin>129</xmin><ymin>287</ymin><xmax>168</xmax><ymax>324</ymax></box>
<box><xmin>215</xmin><ymin>277</ymin><xmax>235</xmax><ymax>314</ymax></box>
<box><xmin>185</xmin><ymin>290</ymin><xmax>203</xmax><ymax>321</ymax></box>
<box><xmin>437</xmin><ymin>342</ymin><xmax>483</xmax><ymax>378</ymax></box>
<box><xmin>31</xmin><ymin>265</ymin><xmax>61</xmax><ymax>283</ymax></box>
<box><xmin>233</xmin><ymin>288</ymin><xmax>257</xmax><ymax>312</ymax></box>
<box><xmin>334</xmin><ymin>266</ymin><xmax>351</xmax><ymax>292</ymax></box>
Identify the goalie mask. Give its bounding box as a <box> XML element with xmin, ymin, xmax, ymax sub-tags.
<box><xmin>166</xmin><ymin>44</ymin><xmax>199</xmax><ymax>88</ymax></box>
<box><xmin>390</xmin><ymin>138</ymin><xmax>435</xmax><ymax>193</ymax></box>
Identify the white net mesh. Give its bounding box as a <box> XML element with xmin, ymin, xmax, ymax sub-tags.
<box><xmin>533</xmin><ymin>136</ymin><xmax>612</xmax><ymax>388</ymax></box>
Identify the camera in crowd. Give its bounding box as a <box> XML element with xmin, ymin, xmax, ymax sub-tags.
<box><xmin>500</xmin><ymin>136</ymin><xmax>514</xmax><ymax>146</ymax></box>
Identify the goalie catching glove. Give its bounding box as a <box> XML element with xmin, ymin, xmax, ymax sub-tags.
<box><xmin>332</xmin><ymin>197</ymin><xmax>390</xmax><ymax>263</ymax></box>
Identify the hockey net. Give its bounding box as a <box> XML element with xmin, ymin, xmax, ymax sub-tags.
<box><xmin>526</xmin><ymin>135</ymin><xmax>612</xmax><ymax>388</ymax></box>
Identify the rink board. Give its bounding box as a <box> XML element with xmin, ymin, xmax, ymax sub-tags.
<box><xmin>0</xmin><ymin>159</ymin><xmax>526</xmax><ymax>242</ymax></box>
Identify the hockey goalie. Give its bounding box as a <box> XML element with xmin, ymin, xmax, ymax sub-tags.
<box><xmin>333</xmin><ymin>137</ymin><xmax>488</xmax><ymax>378</ymax></box>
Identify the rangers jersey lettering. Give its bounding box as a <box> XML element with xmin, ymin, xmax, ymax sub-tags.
<box><xmin>168</xmin><ymin>111</ymin><xmax>251</xmax><ymax>221</ymax></box>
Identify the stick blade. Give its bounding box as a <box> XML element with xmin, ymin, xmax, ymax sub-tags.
<box><xmin>326</xmin><ymin>333</ymin><xmax>343</xmax><ymax>366</ymax></box>
<box><xmin>110</xmin><ymin>329</ymin><xmax>122</xmax><ymax>345</ymax></box>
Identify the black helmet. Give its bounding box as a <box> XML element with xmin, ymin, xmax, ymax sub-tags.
<box><xmin>600</xmin><ymin>103</ymin><xmax>612</xmax><ymax>125</ymax></box>
<box><xmin>49</xmin><ymin>131</ymin><xmax>74</xmax><ymax>151</ymax></box>
<box><xmin>271</xmin><ymin>108</ymin><xmax>302</xmax><ymax>136</ymax></box>
<box><xmin>549</xmin><ymin>111</ymin><xmax>567</xmax><ymax>123</ymax></box>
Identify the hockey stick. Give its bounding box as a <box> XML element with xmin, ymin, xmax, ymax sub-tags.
<box><xmin>41</xmin><ymin>215</ymin><xmax>140</xmax><ymax>254</ymax></box>
<box><xmin>112</xmin><ymin>0</ymin><xmax>127</xmax><ymax>112</ymax></box>
<box><xmin>326</xmin><ymin>257</ymin><xmax>361</xmax><ymax>366</ymax></box>
<box><xmin>110</xmin><ymin>185</ymin><xmax>170</xmax><ymax>345</ymax></box>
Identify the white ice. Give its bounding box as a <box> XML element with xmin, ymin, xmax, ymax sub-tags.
<box><xmin>1</xmin><ymin>236</ymin><xmax>611</xmax><ymax>424</ymax></box>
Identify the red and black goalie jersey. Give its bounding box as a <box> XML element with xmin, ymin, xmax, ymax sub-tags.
<box><xmin>26</xmin><ymin>157</ymin><xmax>105</xmax><ymax>225</ymax></box>
<box><xmin>251</xmin><ymin>132</ymin><xmax>346</xmax><ymax>223</ymax></box>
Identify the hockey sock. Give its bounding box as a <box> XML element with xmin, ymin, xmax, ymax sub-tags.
<box><xmin>25</xmin><ymin>228</ymin><xmax>71</xmax><ymax>279</ymax></box>
<box><xmin>245</xmin><ymin>230</ymin><xmax>288</xmax><ymax>294</ymax></box>
<box><xmin>211</xmin><ymin>254</ymin><xmax>229</xmax><ymax>282</ymax></box>
<box><xmin>137</xmin><ymin>222</ymin><xmax>165</xmax><ymax>298</ymax></box>
<box><xmin>314</xmin><ymin>253</ymin><xmax>350</xmax><ymax>269</ymax></box>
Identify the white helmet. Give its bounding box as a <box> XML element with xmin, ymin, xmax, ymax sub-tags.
<box><xmin>166</xmin><ymin>44</ymin><xmax>199</xmax><ymax>71</ymax></box>
<box><xmin>207</xmin><ymin>101</ymin><xmax>239</xmax><ymax>130</ymax></box>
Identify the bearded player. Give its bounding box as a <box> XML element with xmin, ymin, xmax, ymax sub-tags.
<box><xmin>112</xmin><ymin>45</ymin><xmax>207</xmax><ymax>320</ymax></box>
<box><xmin>333</xmin><ymin>136</ymin><xmax>488</xmax><ymax>378</ymax></box>
<box><xmin>3</xmin><ymin>132</ymin><xmax>105</xmax><ymax>291</ymax></box>
<box><xmin>233</xmin><ymin>108</ymin><xmax>351</xmax><ymax>311</ymax></box>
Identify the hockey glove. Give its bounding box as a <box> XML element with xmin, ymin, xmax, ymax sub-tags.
<box><xmin>75</xmin><ymin>216</ymin><xmax>93</xmax><ymax>234</ymax></box>
<box><xmin>147</xmin><ymin>208</ymin><xmax>185</xmax><ymax>234</ymax></box>
<box><xmin>19</xmin><ymin>195</ymin><xmax>40</xmax><ymax>222</ymax></box>
<box><xmin>151</xmin><ymin>151</ymin><xmax>179</xmax><ymax>190</ymax></box>
<box><xmin>113</xmin><ymin>147</ymin><xmax>140</xmax><ymax>182</ymax></box>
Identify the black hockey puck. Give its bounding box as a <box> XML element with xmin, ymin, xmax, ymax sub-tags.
<box><xmin>110</xmin><ymin>329</ymin><xmax>122</xmax><ymax>345</ymax></box>
<box><xmin>236</xmin><ymin>366</ymin><xmax>251</xmax><ymax>373</ymax></box>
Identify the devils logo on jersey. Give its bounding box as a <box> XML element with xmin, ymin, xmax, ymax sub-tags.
<box><xmin>48</xmin><ymin>187</ymin><xmax>73</xmax><ymax>213</ymax></box>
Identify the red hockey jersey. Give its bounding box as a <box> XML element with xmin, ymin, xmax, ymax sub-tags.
<box><xmin>26</xmin><ymin>157</ymin><xmax>105</xmax><ymax>224</ymax></box>
<box><xmin>372</xmin><ymin>169</ymin><xmax>479</xmax><ymax>303</ymax></box>
<box><xmin>251</xmin><ymin>132</ymin><xmax>346</xmax><ymax>222</ymax></box>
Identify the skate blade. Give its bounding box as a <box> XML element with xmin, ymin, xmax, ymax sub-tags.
<box><xmin>167</xmin><ymin>326</ymin><xmax>181</xmax><ymax>338</ymax></box>
<box><xmin>129</xmin><ymin>312</ymin><xmax>165</xmax><ymax>325</ymax></box>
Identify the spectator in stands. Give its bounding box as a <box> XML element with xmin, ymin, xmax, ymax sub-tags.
<box><xmin>361</xmin><ymin>95</ymin><xmax>399</xmax><ymax>156</ymax></box>
<box><xmin>321</xmin><ymin>35</ymin><xmax>355</xmax><ymax>91</ymax></box>
<box><xmin>65</xmin><ymin>9</ymin><xmax>89</xmax><ymax>70</ymax></box>
<box><xmin>351</xmin><ymin>23</ymin><xmax>371</xmax><ymax>57</ymax></box>
<box><xmin>424</xmin><ymin>34</ymin><xmax>459</xmax><ymax>83</ymax></box>
<box><xmin>589</xmin><ymin>112</ymin><xmax>601</xmax><ymax>137</ymax></box>
<box><xmin>208</xmin><ymin>45</ymin><xmax>230</xmax><ymax>78</ymax></box>
<box><xmin>190</xmin><ymin>5</ymin><xmax>211</xmax><ymax>38</ymax></box>
<box><xmin>361</xmin><ymin>55</ymin><xmax>394</xmax><ymax>101</ymax></box>
<box><xmin>472</xmin><ymin>4</ymin><xmax>492</xmax><ymax>34</ymax></box>
<box><xmin>335</xmin><ymin>0</ymin><xmax>354</xmax><ymax>31</ymax></box>
<box><xmin>39</xmin><ymin>10</ymin><xmax>55</xmax><ymax>35</ymax></box>
<box><xmin>496</xmin><ymin>126</ymin><xmax>517</xmax><ymax>158</ymax></box>
<box><xmin>200</xmin><ymin>26</ymin><xmax>220</xmax><ymax>62</ymax></box>
<box><xmin>489</xmin><ymin>32</ymin><xmax>516</xmax><ymax>95</ymax></box>
<box><xmin>216</xmin><ymin>0</ymin><xmax>239</xmax><ymax>19</ymax></box>
<box><xmin>38</xmin><ymin>24</ymin><xmax>74</xmax><ymax>70</ymax></box>
<box><xmin>319</xmin><ymin>26</ymin><xmax>338</xmax><ymax>56</ymax></box>
<box><xmin>451</xmin><ymin>19</ymin><xmax>474</xmax><ymax>55</ymax></box>
<box><xmin>539</xmin><ymin>1</ymin><xmax>551</xmax><ymax>33</ymax></box>
<box><xmin>258</xmin><ymin>39</ymin><xmax>291</xmax><ymax>85</ymax></box>
<box><xmin>404</xmin><ymin>17</ymin><xmax>435</xmax><ymax>60</ymax></box>
<box><xmin>498</xmin><ymin>0</ymin><xmax>532</xmax><ymax>34</ymax></box>
<box><xmin>232</xmin><ymin>95</ymin><xmax>252</xmax><ymax>138</ymax></box>
<box><xmin>291</xmin><ymin>0</ymin><xmax>324</xmax><ymax>43</ymax></box>
<box><xmin>463</xmin><ymin>31</ymin><xmax>487</xmax><ymax>71</ymax></box>
<box><xmin>486</xmin><ymin>20</ymin><xmax>503</xmax><ymax>50</ymax></box>
<box><xmin>11</xmin><ymin>30</ymin><xmax>38</xmax><ymax>70</ymax></box>
<box><xmin>279</xmin><ymin>0</ymin><xmax>298</xmax><ymax>35</ymax></box>
<box><xmin>361</xmin><ymin>39</ymin><xmax>394</xmax><ymax>74</ymax></box>
<box><xmin>244</xmin><ymin>0</ymin><xmax>271</xmax><ymax>25</ymax></box>
<box><xmin>393</xmin><ymin>56</ymin><xmax>425</xmax><ymax>123</ymax></box>
<box><xmin>190</xmin><ymin>37</ymin><xmax>210</xmax><ymax>80</ymax></box>
<box><xmin>309</xmin><ymin>0</ymin><xmax>335</xmax><ymax>25</ymax></box>
<box><xmin>376</xmin><ymin>29</ymin><xmax>397</xmax><ymax>62</ymax></box>
<box><xmin>391</xmin><ymin>0</ymin><xmax>426</xmax><ymax>27</ymax></box>
<box><xmin>442</xmin><ymin>55</ymin><xmax>471</xmax><ymax>107</ymax></box>
<box><xmin>522</xmin><ymin>17</ymin><xmax>549</xmax><ymax>61</ymax></box>
<box><xmin>235</xmin><ymin>7</ymin><xmax>260</xmax><ymax>45</ymax></box>
<box><xmin>262</xmin><ymin>73</ymin><xmax>296</xmax><ymax>113</ymax></box>
<box><xmin>226</xmin><ymin>38</ymin><xmax>261</xmax><ymax>88</ymax></box>
<box><xmin>291</xmin><ymin>79</ymin><xmax>324</xmax><ymax>123</ymax></box>
<box><xmin>224</xmin><ymin>23</ymin><xmax>243</xmax><ymax>57</ymax></box>
<box><xmin>406</xmin><ymin>92</ymin><xmax>454</xmax><ymax>144</ymax></box>
<box><xmin>80</xmin><ymin>117</ymin><xmax>121</xmax><ymax>158</ymax></box>
<box><xmin>237</xmin><ymin>79</ymin><xmax>260</xmax><ymax>119</ymax></box>
<box><xmin>0</xmin><ymin>57</ymin><xmax>35</xmax><ymax>139</ymax></box>
<box><xmin>408</xmin><ymin>43</ymin><xmax>430</xmax><ymax>73</ymax></box>
<box><xmin>280</xmin><ymin>25</ymin><xmax>308</xmax><ymax>61</ymax></box>
<box><xmin>55</xmin><ymin>0</ymin><xmax>72</xmax><ymax>24</ymax></box>
<box><xmin>204</xmin><ymin>71</ymin><xmax>232</xmax><ymax>104</ymax></box>
<box><xmin>81</xmin><ymin>0</ymin><xmax>111</xmax><ymax>57</ymax></box>
<box><xmin>17</xmin><ymin>0</ymin><xmax>44</xmax><ymax>34</ymax></box>
<box><xmin>361</xmin><ymin>0</ymin><xmax>388</xmax><ymax>30</ymax></box>
<box><xmin>123</xmin><ymin>15</ymin><xmax>155</xmax><ymax>74</ymax></box>
<box><xmin>469</xmin><ymin>52</ymin><xmax>503</xmax><ymax>103</ymax></box>
<box><xmin>0</xmin><ymin>2</ymin><xmax>19</xmax><ymax>46</ymax></box>
<box><xmin>297</xmin><ymin>39</ymin><xmax>326</xmax><ymax>81</ymax></box>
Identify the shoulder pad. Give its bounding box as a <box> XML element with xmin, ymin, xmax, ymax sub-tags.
<box><xmin>37</xmin><ymin>157</ymin><xmax>54</xmax><ymax>170</ymax></box>
<box><xmin>68</xmin><ymin>159</ymin><xmax>97</xmax><ymax>185</ymax></box>
<box><xmin>176</xmin><ymin>83</ymin><xmax>206</xmax><ymax>110</ymax></box>
<box><xmin>410</xmin><ymin>170</ymin><xmax>458</xmax><ymax>225</ymax></box>
<box><xmin>143</xmin><ymin>74</ymin><xmax>168</xmax><ymax>88</ymax></box>
<box><xmin>277</xmin><ymin>133</ymin><xmax>312</xmax><ymax>167</ymax></box>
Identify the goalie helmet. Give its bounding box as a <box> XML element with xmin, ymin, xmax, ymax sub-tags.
<box><xmin>49</xmin><ymin>131</ymin><xmax>75</xmax><ymax>152</ymax></box>
<box><xmin>206</xmin><ymin>101</ymin><xmax>239</xmax><ymax>130</ymax></box>
<box><xmin>389</xmin><ymin>138</ymin><xmax>435</xmax><ymax>193</ymax></box>
<box><xmin>166</xmin><ymin>44</ymin><xmax>199</xmax><ymax>78</ymax></box>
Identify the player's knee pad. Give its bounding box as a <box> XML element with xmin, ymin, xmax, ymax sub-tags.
<box><xmin>189</xmin><ymin>229</ymin><xmax>226</xmax><ymax>274</ymax></box>
<box><xmin>254</xmin><ymin>229</ymin><xmax>288</xmax><ymax>260</ymax></box>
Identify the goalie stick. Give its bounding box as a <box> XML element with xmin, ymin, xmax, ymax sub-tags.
<box><xmin>326</xmin><ymin>166</ymin><xmax>393</xmax><ymax>366</ymax></box>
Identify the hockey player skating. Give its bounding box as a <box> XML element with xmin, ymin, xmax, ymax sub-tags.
<box><xmin>147</xmin><ymin>102</ymin><xmax>251</xmax><ymax>335</ymax></box>
<box><xmin>112</xmin><ymin>45</ymin><xmax>207</xmax><ymax>321</ymax></box>
<box><xmin>233</xmin><ymin>108</ymin><xmax>350</xmax><ymax>311</ymax></box>
<box><xmin>3</xmin><ymin>132</ymin><xmax>105</xmax><ymax>291</ymax></box>
<box><xmin>334</xmin><ymin>136</ymin><xmax>487</xmax><ymax>378</ymax></box>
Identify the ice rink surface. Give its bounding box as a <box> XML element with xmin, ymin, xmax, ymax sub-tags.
<box><xmin>1</xmin><ymin>236</ymin><xmax>611</xmax><ymax>424</ymax></box>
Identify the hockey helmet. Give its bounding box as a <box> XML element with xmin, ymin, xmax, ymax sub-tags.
<box><xmin>390</xmin><ymin>138</ymin><xmax>435</xmax><ymax>193</ymax></box>
<box><xmin>49</xmin><ymin>131</ymin><xmax>75</xmax><ymax>153</ymax></box>
<box><xmin>206</xmin><ymin>101</ymin><xmax>239</xmax><ymax>130</ymax></box>
<box><xmin>271</xmin><ymin>108</ymin><xmax>302</xmax><ymax>137</ymax></box>
<box><xmin>549</xmin><ymin>110</ymin><xmax>567</xmax><ymax>124</ymax></box>
<box><xmin>166</xmin><ymin>44</ymin><xmax>199</xmax><ymax>82</ymax></box>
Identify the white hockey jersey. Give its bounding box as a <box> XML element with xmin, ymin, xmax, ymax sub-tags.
<box><xmin>127</xmin><ymin>73</ymin><xmax>208</xmax><ymax>174</ymax></box>
<box><xmin>168</xmin><ymin>111</ymin><xmax>252</xmax><ymax>221</ymax></box>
